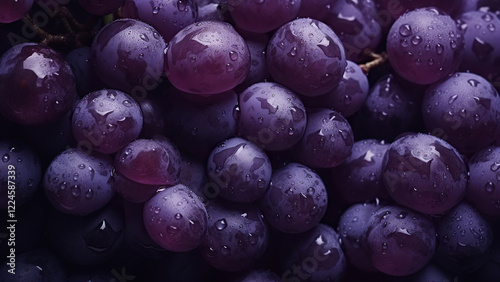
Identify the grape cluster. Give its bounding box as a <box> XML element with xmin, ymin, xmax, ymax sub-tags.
<box><xmin>1</xmin><ymin>1</ymin><xmax>500</xmax><ymax>281</ymax></box>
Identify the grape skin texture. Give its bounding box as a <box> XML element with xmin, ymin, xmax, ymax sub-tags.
<box><xmin>260</xmin><ymin>162</ymin><xmax>328</xmax><ymax>233</ymax></box>
<box><xmin>143</xmin><ymin>184</ymin><xmax>208</xmax><ymax>252</ymax></box>
<box><xmin>0</xmin><ymin>0</ymin><xmax>34</xmax><ymax>23</ymax></box>
<box><xmin>386</xmin><ymin>7</ymin><xmax>464</xmax><ymax>85</ymax></box>
<box><xmin>422</xmin><ymin>72</ymin><xmax>500</xmax><ymax>155</ymax></box>
<box><xmin>366</xmin><ymin>205</ymin><xmax>436</xmax><ymax>276</ymax></box>
<box><xmin>381</xmin><ymin>133</ymin><xmax>467</xmax><ymax>215</ymax></box>
<box><xmin>43</xmin><ymin>148</ymin><xmax>115</xmax><ymax>216</ymax></box>
<box><xmin>72</xmin><ymin>89</ymin><xmax>143</xmax><ymax>154</ymax></box>
<box><xmin>0</xmin><ymin>43</ymin><xmax>77</xmax><ymax>125</ymax></box>
<box><xmin>266</xmin><ymin>18</ymin><xmax>347</xmax><ymax>97</ymax></box>
<box><xmin>164</xmin><ymin>21</ymin><xmax>250</xmax><ymax>95</ymax></box>
<box><xmin>90</xmin><ymin>19</ymin><xmax>166</xmax><ymax>95</ymax></box>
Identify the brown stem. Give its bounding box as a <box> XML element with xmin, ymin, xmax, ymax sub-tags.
<box><xmin>359</xmin><ymin>51</ymin><xmax>389</xmax><ymax>74</ymax></box>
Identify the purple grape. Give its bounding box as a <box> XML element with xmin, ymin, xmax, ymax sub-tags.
<box><xmin>65</xmin><ymin>47</ymin><xmax>105</xmax><ymax>98</ymax></box>
<box><xmin>294</xmin><ymin>108</ymin><xmax>354</xmax><ymax>168</ymax></box>
<box><xmin>113</xmin><ymin>171</ymin><xmax>159</xmax><ymax>203</ymax></box>
<box><xmin>164</xmin><ymin>21</ymin><xmax>250</xmax><ymax>95</ymax></box>
<box><xmin>466</xmin><ymin>146</ymin><xmax>500</xmax><ymax>217</ymax></box>
<box><xmin>163</xmin><ymin>87</ymin><xmax>238</xmax><ymax>158</ymax></box>
<box><xmin>47</xmin><ymin>204</ymin><xmax>125</xmax><ymax>265</ymax></box>
<box><xmin>78</xmin><ymin>0</ymin><xmax>125</xmax><ymax>16</ymax></box>
<box><xmin>90</xmin><ymin>19</ymin><xmax>166</xmax><ymax>95</ymax></box>
<box><xmin>206</xmin><ymin>137</ymin><xmax>272</xmax><ymax>203</ymax></box>
<box><xmin>302</xmin><ymin>60</ymin><xmax>370</xmax><ymax>118</ymax></box>
<box><xmin>0</xmin><ymin>249</ymin><xmax>66</xmax><ymax>281</ymax></box>
<box><xmin>324</xmin><ymin>0</ymin><xmax>383</xmax><ymax>62</ymax></box>
<box><xmin>297</xmin><ymin>0</ymin><xmax>332</xmax><ymax>21</ymax></box>
<box><xmin>337</xmin><ymin>201</ymin><xmax>384</xmax><ymax>272</ymax></box>
<box><xmin>434</xmin><ymin>202</ymin><xmax>494</xmax><ymax>274</ymax></box>
<box><xmin>280</xmin><ymin>223</ymin><xmax>347</xmax><ymax>281</ymax></box>
<box><xmin>197</xmin><ymin>1</ymin><xmax>225</xmax><ymax>22</ymax></box>
<box><xmin>0</xmin><ymin>0</ymin><xmax>34</xmax><ymax>23</ymax></box>
<box><xmin>365</xmin><ymin>204</ymin><xmax>436</xmax><ymax>276</ymax></box>
<box><xmin>199</xmin><ymin>200</ymin><xmax>269</xmax><ymax>272</ymax></box>
<box><xmin>457</xmin><ymin>10</ymin><xmax>500</xmax><ymax>91</ymax></box>
<box><xmin>121</xmin><ymin>0</ymin><xmax>198</xmax><ymax>42</ymax></box>
<box><xmin>331</xmin><ymin>139</ymin><xmax>391</xmax><ymax>204</ymax></box>
<box><xmin>386</xmin><ymin>7</ymin><xmax>464</xmax><ymax>85</ymax></box>
<box><xmin>349</xmin><ymin>73</ymin><xmax>423</xmax><ymax>141</ymax></box>
<box><xmin>237</xmin><ymin>82</ymin><xmax>307</xmax><ymax>151</ymax></box>
<box><xmin>72</xmin><ymin>89</ymin><xmax>143</xmax><ymax>154</ymax></box>
<box><xmin>235</xmin><ymin>32</ymin><xmax>271</xmax><ymax>92</ymax></box>
<box><xmin>458</xmin><ymin>0</ymin><xmax>500</xmax><ymax>13</ymax></box>
<box><xmin>394</xmin><ymin>263</ymin><xmax>458</xmax><ymax>282</ymax></box>
<box><xmin>422</xmin><ymin>72</ymin><xmax>500</xmax><ymax>155</ymax></box>
<box><xmin>381</xmin><ymin>133</ymin><xmax>468</xmax><ymax>215</ymax></box>
<box><xmin>266</xmin><ymin>18</ymin><xmax>346</xmax><ymax>97</ymax></box>
<box><xmin>143</xmin><ymin>184</ymin><xmax>208</xmax><ymax>252</ymax></box>
<box><xmin>227</xmin><ymin>0</ymin><xmax>301</xmax><ymax>33</ymax></box>
<box><xmin>43</xmin><ymin>148</ymin><xmax>115</xmax><ymax>216</ymax></box>
<box><xmin>0</xmin><ymin>140</ymin><xmax>41</xmax><ymax>209</ymax></box>
<box><xmin>138</xmin><ymin>92</ymin><xmax>167</xmax><ymax>138</ymax></box>
<box><xmin>259</xmin><ymin>162</ymin><xmax>327</xmax><ymax>233</ymax></box>
<box><xmin>0</xmin><ymin>43</ymin><xmax>77</xmax><ymax>125</ymax></box>
<box><xmin>114</xmin><ymin>137</ymin><xmax>182</xmax><ymax>186</ymax></box>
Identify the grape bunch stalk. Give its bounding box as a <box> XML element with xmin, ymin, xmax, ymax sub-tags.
<box><xmin>1</xmin><ymin>0</ymin><xmax>500</xmax><ymax>281</ymax></box>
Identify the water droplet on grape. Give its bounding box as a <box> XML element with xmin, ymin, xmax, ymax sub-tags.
<box><xmin>152</xmin><ymin>6</ymin><xmax>159</xmax><ymax>14</ymax></box>
<box><xmin>73</xmin><ymin>173</ymin><xmax>79</xmax><ymax>181</ymax></box>
<box><xmin>485</xmin><ymin>182</ymin><xmax>495</xmax><ymax>192</ymax></box>
<box><xmin>71</xmin><ymin>185</ymin><xmax>81</xmax><ymax>197</ymax></box>
<box><xmin>482</xmin><ymin>13</ymin><xmax>493</xmax><ymax>22</ymax></box>
<box><xmin>2</xmin><ymin>154</ymin><xmax>9</xmax><ymax>163</ymax></box>
<box><xmin>428</xmin><ymin>58</ymin><xmax>434</xmax><ymax>65</ymax></box>
<box><xmin>166</xmin><ymin>225</ymin><xmax>179</xmax><ymax>235</ymax></box>
<box><xmin>468</xmin><ymin>79</ymin><xmax>480</xmax><ymax>87</ymax></box>
<box><xmin>399</xmin><ymin>24</ymin><xmax>412</xmax><ymax>37</ymax></box>
<box><xmin>85</xmin><ymin>189</ymin><xmax>94</xmax><ymax>199</ymax></box>
<box><xmin>220</xmin><ymin>245</ymin><xmax>231</xmax><ymax>256</ymax></box>
<box><xmin>450</xmin><ymin>40</ymin><xmax>457</xmax><ymax>49</ymax></box>
<box><xmin>226</xmin><ymin>63</ymin><xmax>234</xmax><ymax>72</ymax></box>
<box><xmin>411</xmin><ymin>36</ymin><xmax>422</xmax><ymax>45</ymax></box>
<box><xmin>436</xmin><ymin>44</ymin><xmax>444</xmax><ymax>55</ymax></box>
<box><xmin>487</xmin><ymin>23</ymin><xmax>496</xmax><ymax>31</ymax></box>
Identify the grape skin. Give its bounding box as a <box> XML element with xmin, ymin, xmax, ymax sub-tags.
<box><xmin>0</xmin><ymin>0</ymin><xmax>34</xmax><ymax>23</ymax></box>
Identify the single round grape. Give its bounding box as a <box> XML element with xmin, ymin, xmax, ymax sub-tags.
<box><xmin>297</xmin><ymin>0</ymin><xmax>332</xmax><ymax>21</ymax></box>
<box><xmin>324</xmin><ymin>0</ymin><xmax>382</xmax><ymax>62</ymax></box>
<box><xmin>381</xmin><ymin>133</ymin><xmax>468</xmax><ymax>215</ymax></box>
<box><xmin>206</xmin><ymin>137</ymin><xmax>272</xmax><ymax>203</ymax></box>
<box><xmin>0</xmin><ymin>140</ymin><xmax>41</xmax><ymax>209</ymax></box>
<box><xmin>179</xmin><ymin>156</ymin><xmax>209</xmax><ymax>202</ymax></box>
<box><xmin>0</xmin><ymin>0</ymin><xmax>34</xmax><ymax>23</ymax></box>
<box><xmin>72</xmin><ymin>89</ymin><xmax>143</xmax><ymax>154</ymax></box>
<box><xmin>237</xmin><ymin>82</ymin><xmax>307</xmax><ymax>151</ymax></box>
<box><xmin>143</xmin><ymin>184</ymin><xmax>208</xmax><ymax>252</ymax></box>
<box><xmin>337</xmin><ymin>202</ymin><xmax>384</xmax><ymax>272</ymax></box>
<box><xmin>199</xmin><ymin>200</ymin><xmax>269</xmax><ymax>272</ymax></box>
<box><xmin>138</xmin><ymin>92</ymin><xmax>166</xmax><ymax>138</ymax></box>
<box><xmin>457</xmin><ymin>11</ymin><xmax>500</xmax><ymax>89</ymax></box>
<box><xmin>164</xmin><ymin>21</ymin><xmax>250</xmax><ymax>95</ymax></box>
<box><xmin>43</xmin><ymin>148</ymin><xmax>115</xmax><ymax>216</ymax></box>
<box><xmin>366</xmin><ymin>204</ymin><xmax>436</xmax><ymax>276</ymax></box>
<box><xmin>113</xmin><ymin>171</ymin><xmax>159</xmax><ymax>203</ymax></box>
<box><xmin>280</xmin><ymin>224</ymin><xmax>347</xmax><ymax>281</ymax></box>
<box><xmin>0</xmin><ymin>43</ymin><xmax>77</xmax><ymax>125</ymax></box>
<box><xmin>386</xmin><ymin>7</ymin><xmax>464</xmax><ymax>85</ymax></box>
<box><xmin>0</xmin><ymin>249</ymin><xmax>66</xmax><ymax>281</ymax></box>
<box><xmin>259</xmin><ymin>162</ymin><xmax>328</xmax><ymax>233</ymax></box>
<box><xmin>466</xmin><ymin>146</ymin><xmax>500</xmax><ymax>217</ymax></box>
<box><xmin>90</xmin><ymin>19</ymin><xmax>166</xmax><ymax>95</ymax></box>
<box><xmin>65</xmin><ymin>47</ymin><xmax>105</xmax><ymax>98</ymax></box>
<box><xmin>121</xmin><ymin>0</ymin><xmax>198</xmax><ymax>42</ymax></box>
<box><xmin>302</xmin><ymin>60</ymin><xmax>369</xmax><ymax>118</ymax></box>
<box><xmin>434</xmin><ymin>202</ymin><xmax>494</xmax><ymax>274</ymax></box>
<box><xmin>349</xmin><ymin>73</ymin><xmax>423</xmax><ymax>142</ymax></box>
<box><xmin>115</xmin><ymin>137</ymin><xmax>181</xmax><ymax>186</ymax></box>
<box><xmin>47</xmin><ymin>205</ymin><xmax>125</xmax><ymax>265</ymax></box>
<box><xmin>266</xmin><ymin>18</ymin><xmax>346</xmax><ymax>97</ymax></box>
<box><xmin>422</xmin><ymin>72</ymin><xmax>500</xmax><ymax>155</ymax></box>
<box><xmin>294</xmin><ymin>108</ymin><xmax>354</xmax><ymax>168</ymax></box>
<box><xmin>235</xmin><ymin>32</ymin><xmax>271</xmax><ymax>92</ymax></box>
<box><xmin>227</xmin><ymin>0</ymin><xmax>301</xmax><ymax>33</ymax></box>
<box><xmin>331</xmin><ymin>139</ymin><xmax>391</xmax><ymax>204</ymax></box>
<box><xmin>78</xmin><ymin>0</ymin><xmax>125</xmax><ymax>16</ymax></box>
<box><xmin>163</xmin><ymin>87</ymin><xmax>238</xmax><ymax>158</ymax></box>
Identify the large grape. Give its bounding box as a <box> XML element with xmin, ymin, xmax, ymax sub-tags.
<box><xmin>0</xmin><ymin>43</ymin><xmax>77</xmax><ymax>125</ymax></box>
<box><xmin>381</xmin><ymin>133</ymin><xmax>468</xmax><ymax>215</ymax></box>
<box><xmin>164</xmin><ymin>21</ymin><xmax>250</xmax><ymax>95</ymax></box>
<box><xmin>266</xmin><ymin>18</ymin><xmax>346</xmax><ymax>97</ymax></box>
<box><xmin>422</xmin><ymin>72</ymin><xmax>500</xmax><ymax>155</ymax></box>
<box><xmin>143</xmin><ymin>184</ymin><xmax>208</xmax><ymax>252</ymax></box>
<box><xmin>43</xmin><ymin>148</ymin><xmax>115</xmax><ymax>216</ymax></box>
<box><xmin>259</xmin><ymin>162</ymin><xmax>328</xmax><ymax>233</ymax></box>
<box><xmin>386</xmin><ymin>7</ymin><xmax>464</xmax><ymax>85</ymax></box>
<box><xmin>72</xmin><ymin>89</ymin><xmax>143</xmax><ymax>154</ymax></box>
<box><xmin>90</xmin><ymin>19</ymin><xmax>166</xmax><ymax>95</ymax></box>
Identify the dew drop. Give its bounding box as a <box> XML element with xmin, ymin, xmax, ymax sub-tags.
<box><xmin>411</xmin><ymin>35</ymin><xmax>422</xmax><ymax>45</ymax></box>
<box><xmin>487</xmin><ymin>23</ymin><xmax>495</xmax><ymax>32</ymax></box>
<box><xmin>482</xmin><ymin>13</ymin><xmax>493</xmax><ymax>22</ymax></box>
<box><xmin>491</xmin><ymin>162</ymin><xmax>500</xmax><ymax>171</ymax></box>
<box><xmin>226</xmin><ymin>63</ymin><xmax>234</xmax><ymax>72</ymax></box>
<box><xmin>399</xmin><ymin>24</ymin><xmax>412</xmax><ymax>37</ymax></box>
<box><xmin>220</xmin><ymin>245</ymin><xmax>231</xmax><ymax>256</ymax></box>
<box><xmin>153</xmin><ymin>206</ymin><xmax>161</xmax><ymax>214</ymax></box>
<box><xmin>122</xmin><ymin>100</ymin><xmax>132</xmax><ymax>107</ymax></box>
<box><xmin>215</xmin><ymin>219</ymin><xmax>227</xmax><ymax>231</ymax></box>
<box><xmin>289</xmin><ymin>47</ymin><xmax>297</xmax><ymax>57</ymax></box>
<box><xmin>468</xmin><ymin>79</ymin><xmax>480</xmax><ymax>87</ymax></box>
<box><xmin>450</xmin><ymin>40</ymin><xmax>457</xmax><ymax>49</ymax></box>
<box><xmin>425</xmin><ymin>44</ymin><xmax>431</xmax><ymax>51</ymax></box>
<box><xmin>436</xmin><ymin>44</ymin><xmax>444</xmax><ymax>55</ymax></box>
<box><xmin>448</xmin><ymin>94</ymin><xmax>458</xmax><ymax>104</ymax></box>
<box><xmin>85</xmin><ymin>189</ymin><xmax>94</xmax><ymax>199</ymax></box>
<box><xmin>485</xmin><ymin>182</ymin><xmax>495</xmax><ymax>192</ymax></box>
<box><xmin>428</xmin><ymin>58</ymin><xmax>434</xmax><ymax>65</ymax></box>
<box><xmin>152</xmin><ymin>6</ymin><xmax>159</xmax><ymax>14</ymax></box>
<box><xmin>174</xmin><ymin>213</ymin><xmax>182</xmax><ymax>220</ymax></box>
<box><xmin>166</xmin><ymin>225</ymin><xmax>179</xmax><ymax>235</ymax></box>
<box><xmin>78</xmin><ymin>163</ymin><xmax>85</xmax><ymax>169</ymax></box>
<box><xmin>71</xmin><ymin>185</ymin><xmax>81</xmax><ymax>197</ymax></box>
<box><xmin>2</xmin><ymin>154</ymin><xmax>9</xmax><ymax>163</ymax></box>
<box><xmin>177</xmin><ymin>0</ymin><xmax>186</xmax><ymax>11</ymax></box>
<box><xmin>73</xmin><ymin>173</ymin><xmax>79</xmax><ymax>181</ymax></box>
<box><xmin>442</xmin><ymin>235</ymin><xmax>449</xmax><ymax>243</ymax></box>
<box><xmin>248</xmin><ymin>233</ymin><xmax>258</xmax><ymax>245</ymax></box>
<box><xmin>229</xmin><ymin>51</ymin><xmax>238</xmax><ymax>61</ymax></box>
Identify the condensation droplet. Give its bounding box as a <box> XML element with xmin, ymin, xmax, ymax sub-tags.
<box><xmin>399</xmin><ymin>24</ymin><xmax>412</xmax><ymax>37</ymax></box>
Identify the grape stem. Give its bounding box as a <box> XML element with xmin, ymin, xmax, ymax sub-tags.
<box><xmin>359</xmin><ymin>51</ymin><xmax>388</xmax><ymax>74</ymax></box>
<box><xmin>22</xmin><ymin>7</ymin><xmax>97</xmax><ymax>48</ymax></box>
